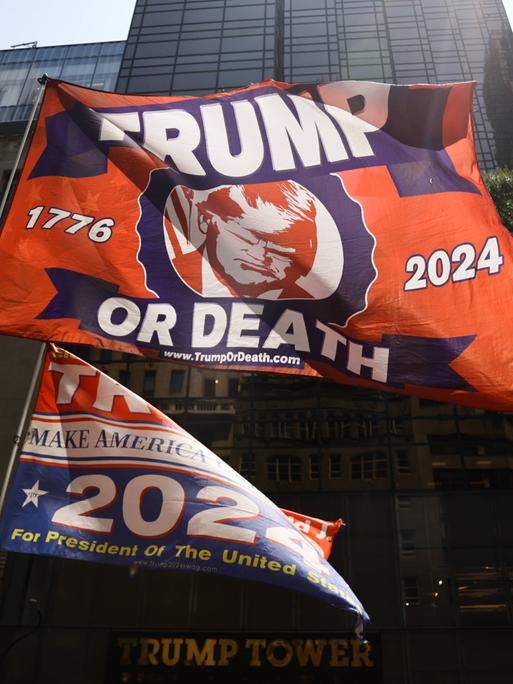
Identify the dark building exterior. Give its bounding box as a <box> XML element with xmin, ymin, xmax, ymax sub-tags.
<box><xmin>2</xmin><ymin>349</ymin><xmax>513</xmax><ymax>683</ymax></box>
<box><xmin>1</xmin><ymin>3</ymin><xmax>513</xmax><ymax>684</ymax></box>
<box><xmin>0</xmin><ymin>41</ymin><xmax>125</xmax><ymax>198</ymax></box>
<box><xmin>484</xmin><ymin>26</ymin><xmax>513</xmax><ymax>168</ymax></box>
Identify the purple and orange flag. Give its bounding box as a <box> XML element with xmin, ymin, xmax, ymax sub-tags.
<box><xmin>0</xmin><ymin>78</ymin><xmax>511</xmax><ymax>409</ymax></box>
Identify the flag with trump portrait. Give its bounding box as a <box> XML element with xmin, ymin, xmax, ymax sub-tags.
<box><xmin>0</xmin><ymin>346</ymin><xmax>366</xmax><ymax>631</ymax></box>
<box><xmin>0</xmin><ymin>77</ymin><xmax>513</xmax><ymax>409</ymax></box>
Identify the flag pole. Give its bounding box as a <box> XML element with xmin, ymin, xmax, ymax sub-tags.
<box><xmin>0</xmin><ymin>72</ymin><xmax>49</xmax><ymax>518</ymax></box>
<box><xmin>0</xmin><ymin>343</ymin><xmax>46</xmax><ymax>520</ymax></box>
<box><xmin>0</xmin><ymin>73</ymin><xmax>48</xmax><ymax>227</ymax></box>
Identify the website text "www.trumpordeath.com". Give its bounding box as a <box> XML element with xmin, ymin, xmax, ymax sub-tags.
<box><xmin>163</xmin><ymin>350</ymin><xmax>303</xmax><ymax>367</ymax></box>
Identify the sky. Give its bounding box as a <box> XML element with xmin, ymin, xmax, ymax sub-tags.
<box><xmin>0</xmin><ymin>0</ymin><xmax>137</xmax><ymax>49</ymax></box>
<box><xmin>0</xmin><ymin>0</ymin><xmax>511</xmax><ymax>50</ymax></box>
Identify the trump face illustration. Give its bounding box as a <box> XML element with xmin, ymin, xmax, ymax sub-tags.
<box><xmin>164</xmin><ymin>180</ymin><xmax>343</xmax><ymax>300</ymax></box>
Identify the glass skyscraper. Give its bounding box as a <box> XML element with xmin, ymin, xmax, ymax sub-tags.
<box><xmin>0</xmin><ymin>41</ymin><xmax>125</xmax><ymax>199</ymax></box>
<box><xmin>116</xmin><ymin>0</ymin><xmax>513</xmax><ymax>169</ymax></box>
<box><xmin>111</xmin><ymin>3</ymin><xmax>511</xmax><ymax>682</ymax></box>
<box><xmin>0</xmin><ymin>41</ymin><xmax>125</xmax><ymax>124</ymax></box>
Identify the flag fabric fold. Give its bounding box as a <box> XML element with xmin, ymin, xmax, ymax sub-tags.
<box><xmin>0</xmin><ymin>346</ymin><xmax>367</xmax><ymax>629</ymax></box>
<box><xmin>281</xmin><ymin>508</ymin><xmax>344</xmax><ymax>559</ymax></box>
<box><xmin>0</xmin><ymin>78</ymin><xmax>512</xmax><ymax>410</ymax></box>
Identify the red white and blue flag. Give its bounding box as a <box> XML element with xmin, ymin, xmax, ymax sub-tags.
<box><xmin>0</xmin><ymin>347</ymin><xmax>365</xmax><ymax>629</ymax></box>
<box><xmin>0</xmin><ymin>78</ymin><xmax>512</xmax><ymax>410</ymax></box>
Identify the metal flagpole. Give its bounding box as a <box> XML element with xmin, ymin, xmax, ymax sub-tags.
<box><xmin>0</xmin><ymin>73</ymin><xmax>48</xmax><ymax>227</ymax></box>
<box><xmin>0</xmin><ymin>73</ymin><xmax>50</xmax><ymax>518</ymax></box>
<box><xmin>0</xmin><ymin>343</ymin><xmax>46</xmax><ymax>520</ymax></box>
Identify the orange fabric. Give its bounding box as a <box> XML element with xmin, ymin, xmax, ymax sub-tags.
<box><xmin>281</xmin><ymin>508</ymin><xmax>344</xmax><ymax>559</ymax></box>
<box><xmin>1</xmin><ymin>78</ymin><xmax>512</xmax><ymax>410</ymax></box>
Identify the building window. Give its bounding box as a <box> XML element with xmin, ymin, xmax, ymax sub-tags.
<box><xmin>297</xmin><ymin>411</ymin><xmax>317</xmax><ymax>441</ymax></box>
<box><xmin>204</xmin><ymin>378</ymin><xmax>216</xmax><ymax>398</ymax></box>
<box><xmin>142</xmin><ymin>370</ymin><xmax>156</xmax><ymax>398</ymax></box>
<box><xmin>99</xmin><ymin>349</ymin><xmax>112</xmax><ymax>362</ymax></box>
<box><xmin>351</xmin><ymin>451</ymin><xmax>387</xmax><ymax>479</ymax></box>
<box><xmin>396</xmin><ymin>449</ymin><xmax>411</xmax><ymax>474</ymax></box>
<box><xmin>119</xmin><ymin>369</ymin><xmax>131</xmax><ymax>387</ymax></box>
<box><xmin>266</xmin><ymin>455</ymin><xmax>301</xmax><ymax>481</ymax></box>
<box><xmin>228</xmin><ymin>378</ymin><xmax>239</xmax><ymax>397</ymax></box>
<box><xmin>456</xmin><ymin>567</ymin><xmax>506</xmax><ymax>621</ymax></box>
<box><xmin>390</xmin><ymin>417</ymin><xmax>408</xmax><ymax>435</ymax></box>
<box><xmin>0</xmin><ymin>170</ymin><xmax>10</xmax><ymax>195</ymax></box>
<box><xmin>239</xmin><ymin>412</ymin><xmax>251</xmax><ymax>438</ymax></box>
<box><xmin>253</xmin><ymin>412</ymin><xmax>265</xmax><ymax>439</ymax></box>
<box><xmin>0</xmin><ymin>552</ymin><xmax>7</xmax><ymax>588</ymax></box>
<box><xmin>239</xmin><ymin>453</ymin><xmax>255</xmax><ymax>480</ymax></box>
<box><xmin>329</xmin><ymin>453</ymin><xmax>343</xmax><ymax>479</ymax></box>
<box><xmin>400</xmin><ymin>529</ymin><xmax>416</xmax><ymax>557</ymax></box>
<box><xmin>270</xmin><ymin>413</ymin><xmax>293</xmax><ymax>439</ymax></box>
<box><xmin>324</xmin><ymin>411</ymin><xmax>351</xmax><ymax>441</ymax></box>
<box><xmin>354</xmin><ymin>414</ymin><xmax>374</xmax><ymax>439</ymax></box>
<box><xmin>397</xmin><ymin>496</ymin><xmax>412</xmax><ymax>510</ymax></box>
<box><xmin>402</xmin><ymin>576</ymin><xmax>420</xmax><ymax>606</ymax></box>
<box><xmin>169</xmin><ymin>369</ymin><xmax>185</xmax><ymax>394</ymax></box>
<box><xmin>309</xmin><ymin>454</ymin><xmax>320</xmax><ymax>479</ymax></box>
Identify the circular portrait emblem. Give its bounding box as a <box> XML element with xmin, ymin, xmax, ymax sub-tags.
<box><xmin>162</xmin><ymin>180</ymin><xmax>344</xmax><ymax>301</ymax></box>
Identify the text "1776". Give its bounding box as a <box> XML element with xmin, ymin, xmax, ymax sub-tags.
<box><xmin>26</xmin><ymin>205</ymin><xmax>114</xmax><ymax>243</ymax></box>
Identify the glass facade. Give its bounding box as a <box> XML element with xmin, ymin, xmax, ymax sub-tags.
<box><xmin>0</xmin><ymin>41</ymin><xmax>125</xmax><ymax>123</ymax></box>
<box><xmin>118</xmin><ymin>0</ymin><xmax>276</xmax><ymax>95</ymax></box>
<box><xmin>103</xmin><ymin>5</ymin><xmax>513</xmax><ymax>680</ymax></box>
<box><xmin>117</xmin><ymin>0</ymin><xmax>513</xmax><ymax>169</ymax></box>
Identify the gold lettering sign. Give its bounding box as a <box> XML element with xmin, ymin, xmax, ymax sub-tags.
<box><xmin>116</xmin><ymin>635</ymin><xmax>375</xmax><ymax>669</ymax></box>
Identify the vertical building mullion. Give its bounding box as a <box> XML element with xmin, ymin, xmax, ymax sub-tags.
<box><xmin>385</xmin><ymin>391</ymin><xmax>414</xmax><ymax>683</ymax></box>
<box><xmin>274</xmin><ymin>0</ymin><xmax>285</xmax><ymax>80</ymax></box>
<box><xmin>215</xmin><ymin>0</ymin><xmax>227</xmax><ymax>92</ymax></box>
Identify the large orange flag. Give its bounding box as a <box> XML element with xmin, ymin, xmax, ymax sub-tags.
<box><xmin>0</xmin><ymin>78</ymin><xmax>511</xmax><ymax>409</ymax></box>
